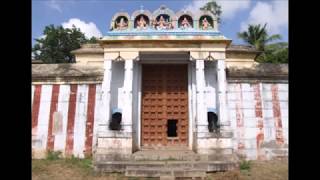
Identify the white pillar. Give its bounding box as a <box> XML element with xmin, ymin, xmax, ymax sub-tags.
<box><xmin>213</xmin><ymin>18</ymin><xmax>218</xmax><ymax>31</ymax></box>
<box><xmin>196</xmin><ymin>60</ymin><xmax>208</xmax><ymax>132</ymax></box>
<box><xmin>123</xmin><ymin>60</ymin><xmax>133</xmax><ymax>132</ymax></box>
<box><xmin>217</xmin><ymin>59</ymin><xmax>228</xmax><ymax>129</ymax></box>
<box><xmin>99</xmin><ymin>59</ymin><xmax>112</xmax><ymax>132</ymax></box>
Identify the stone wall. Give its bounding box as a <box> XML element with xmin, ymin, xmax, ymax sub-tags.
<box><xmin>227</xmin><ymin>83</ymin><xmax>288</xmax><ymax>160</ymax></box>
<box><xmin>32</xmin><ymin>83</ymin><xmax>102</xmax><ymax>158</ymax></box>
<box><xmin>32</xmin><ymin>63</ymin><xmax>288</xmax><ymax>160</ymax></box>
<box><xmin>226</xmin><ymin>63</ymin><xmax>288</xmax><ymax>160</ymax></box>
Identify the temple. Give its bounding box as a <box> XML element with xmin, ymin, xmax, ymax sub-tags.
<box><xmin>32</xmin><ymin>5</ymin><xmax>288</xmax><ymax>178</ymax></box>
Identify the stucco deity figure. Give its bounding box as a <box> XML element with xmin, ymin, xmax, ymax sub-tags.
<box><xmin>157</xmin><ymin>16</ymin><xmax>168</xmax><ymax>30</ymax></box>
<box><xmin>137</xmin><ymin>16</ymin><xmax>147</xmax><ymax>30</ymax></box>
<box><xmin>181</xmin><ymin>17</ymin><xmax>191</xmax><ymax>29</ymax></box>
<box><xmin>116</xmin><ymin>17</ymin><xmax>128</xmax><ymax>30</ymax></box>
<box><xmin>151</xmin><ymin>19</ymin><xmax>157</xmax><ymax>29</ymax></box>
<box><xmin>201</xmin><ymin>17</ymin><xmax>212</xmax><ymax>30</ymax></box>
<box><xmin>167</xmin><ymin>22</ymin><xmax>174</xmax><ymax>30</ymax></box>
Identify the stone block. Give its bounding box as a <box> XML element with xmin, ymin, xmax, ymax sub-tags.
<box><xmin>97</xmin><ymin>137</ymin><xmax>132</xmax><ymax>155</ymax></box>
<box><xmin>197</xmin><ymin>138</ymin><xmax>233</xmax><ymax>152</ymax></box>
<box><xmin>160</xmin><ymin>176</ymin><xmax>175</xmax><ymax>180</ymax></box>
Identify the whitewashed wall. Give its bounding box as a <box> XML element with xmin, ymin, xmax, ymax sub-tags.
<box><xmin>32</xmin><ymin>81</ymin><xmax>288</xmax><ymax>160</ymax></box>
<box><xmin>32</xmin><ymin>84</ymin><xmax>102</xmax><ymax>159</ymax></box>
<box><xmin>227</xmin><ymin>83</ymin><xmax>288</xmax><ymax>160</ymax></box>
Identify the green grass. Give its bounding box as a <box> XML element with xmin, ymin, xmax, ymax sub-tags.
<box><xmin>65</xmin><ymin>155</ymin><xmax>92</xmax><ymax>169</ymax></box>
<box><xmin>240</xmin><ymin>160</ymin><xmax>251</xmax><ymax>171</ymax></box>
<box><xmin>45</xmin><ymin>151</ymin><xmax>93</xmax><ymax>170</ymax></box>
<box><xmin>46</xmin><ymin>150</ymin><xmax>62</xmax><ymax>160</ymax></box>
<box><xmin>33</xmin><ymin>153</ymin><xmax>93</xmax><ymax>176</ymax></box>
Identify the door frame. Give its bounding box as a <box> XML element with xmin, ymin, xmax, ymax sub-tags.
<box><xmin>137</xmin><ymin>62</ymin><xmax>193</xmax><ymax>150</ymax></box>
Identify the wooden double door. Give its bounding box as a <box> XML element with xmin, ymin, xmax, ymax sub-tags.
<box><xmin>141</xmin><ymin>64</ymin><xmax>188</xmax><ymax>148</ymax></box>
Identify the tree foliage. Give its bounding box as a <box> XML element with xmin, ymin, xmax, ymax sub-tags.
<box><xmin>87</xmin><ymin>37</ymin><xmax>98</xmax><ymax>44</ymax></box>
<box><xmin>258</xmin><ymin>42</ymin><xmax>288</xmax><ymax>63</ymax></box>
<box><xmin>237</xmin><ymin>23</ymin><xmax>287</xmax><ymax>63</ymax></box>
<box><xmin>200</xmin><ymin>0</ymin><xmax>222</xmax><ymax>23</ymax></box>
<box><xmin>32</xmin><ymin>24</ymin><xmax>98</xmax><ymax>63</ymax></box>
<box><xmin>237</xmin><ymin>23</ymin><xmax>281</xmax><ymax>51</ymax></box>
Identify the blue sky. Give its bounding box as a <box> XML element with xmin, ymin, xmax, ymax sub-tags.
<box><xmin>32</xmin><ymin>0</ymin><xmax>288</xmax><ymax>46</ymax></box>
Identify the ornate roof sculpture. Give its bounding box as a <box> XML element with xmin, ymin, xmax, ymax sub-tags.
<box><xmin>102</xmin><ymin>5</ymin><xmax>229</xmax><ymax>41</ymax></box>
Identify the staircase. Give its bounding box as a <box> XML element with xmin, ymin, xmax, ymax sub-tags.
<box><xmin>94</xmin><ymin>150</ymin><xmax>239</xmax><ymax>178</ymax></box>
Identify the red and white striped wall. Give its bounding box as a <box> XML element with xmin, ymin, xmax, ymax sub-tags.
<box><xmin>227</xmin><ymin>83</ymin><xmax>288</xmax><ymax>160</ymax></box>
<box><xmin>32</xmin><ymin>82</ymin><xmax>288</xmax><ymax>160</ymax></box>
<box><xmin>32</xmin><ymin>84</ymin><xmax>102</xmax><ymax>158</ymax></box>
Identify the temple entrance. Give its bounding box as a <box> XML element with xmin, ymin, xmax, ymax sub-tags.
<box><xmin>141</xmin><ymin>64</ymin><xmax>188</xmax><ymax>148</ymax></box>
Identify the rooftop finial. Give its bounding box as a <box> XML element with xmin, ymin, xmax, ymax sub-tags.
<box><xmin>183</xmin><ymin>8</ymin><xmax>187</xmax><ymax>14</ymax></box>
<box><xmin>160</xmin><ymin>5</ymin><xmax>166</xmax><ymax>10</ymax></box>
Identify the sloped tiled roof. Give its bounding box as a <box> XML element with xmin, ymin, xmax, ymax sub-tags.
<box><xmin>226</xmin><ymin>45</ymin><xmax>261</xmax><ymax>53</ymax></box>
<box><xmin>32</xmin><ymin>64</ymin><xmax>104</xmax><ymax>83</ymax></box>
<box><xmin>71</xmin><ymin>44</ymin><xmax>103</xmax><ymax>54</ymax></box>
<box><xmin>227</xmin><ymin>63</ymin><xmax>288</xmax><ymax>82</ymax></box>
<box><xmin>71</xmin><ymin>43</ymin><xmax>260</xmax><ymax>54</ymax></box>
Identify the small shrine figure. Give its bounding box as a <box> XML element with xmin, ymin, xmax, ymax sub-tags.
<box><xmin>136</xmin><ymin>16</ymin><xmax>147</xmax><ymax>30</ymax></box>
<box><xmin>116</xmin><ymin>18</ymin><xmax>128</xmax><ymax>30</ymax></box>
<box><xmin>181</xmin><ymin>17</ymin><xmax>191</xmax><ymax>29</ymax></box>
<box><xmin>157</xmin><ymin>16</ymin><xmax>168</xmax><ymax>30</ymax></box>
<box><xmin>167</xmin><ymin>22</ymin><xmax>174</xmax><ymax>30</ymax></box>
<box><xmin>151</xmin><ymin>19</ymin><xmax>157</xmax><ymax>29</ymax></box>
<box><xmin>201</xmin><ymin>17</ymin><xmax>212</xmax><ymax>30</ymax></box>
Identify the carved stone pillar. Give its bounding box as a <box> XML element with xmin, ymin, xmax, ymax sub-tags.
<box><xmin>196</xmin><ymin>60</ymin><xmax>208</xmax><ymax>134</ymax></box>
<box><xmin>98</xmin><ymin>59</ymin><xmax>112</xmax><ymax>133</ymax></box>
<box><xmin>217</xmin><ymin>59</ymin><xmax>230</xmax><ymax>132</ymax></box>
<box><xmin>122</xmin><ymin>59</ymin><xmax>133</xmax><ymax>132</ymax></box>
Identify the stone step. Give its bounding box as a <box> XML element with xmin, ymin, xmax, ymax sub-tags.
<box><xmin>125</xmin><ymin>167</ymin><xmax>207</xmax><ymax>178</ymax></box>
<box><xmin>94</xmin><ymin>160</ymin><xmax>239</xmax><ymax>174</ymax></box>
<box><xmin>94</xmin><ymin>149</ymin><xmax>239</xmax><ymax>161</ymax></box>
<box><xmin>132</xmin><ymin>150</ymin><xmax>201</xmax><ymax>161</ymax></box>
<box><xmin>94</xmin><ymin>150</ymin><xmax>240</xmax><ymax>176</ymax></box>
<box><xmin>94</xmin><ymin>153</ymin><xmax>237</xmax><ymax>162</ymax></box>
<box><xmin>132</xmin><ymin>154</ymin><xmax>238</xmax><ymax>162</ymax></box>
<box><xmin>94</xmin><ymin>161</ymin><xmax>165</xmax><ymax>172</ymax></box>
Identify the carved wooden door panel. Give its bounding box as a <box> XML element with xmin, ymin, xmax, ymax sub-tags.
<box><xmin>141</xmin><ymin>64</ymin><xmax>188</xmax><ymax>148</ymax></box>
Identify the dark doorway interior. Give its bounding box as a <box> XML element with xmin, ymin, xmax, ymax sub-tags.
<box><xmin>167</xmin><ymin>119</ymin><xmax>178</xmax><ymax>137</ymax></box>
<box><xmin>109</xmin><ymin>112</ymin><xmax>122</xmax><ymax>130</ymax></box>
<box><xmin>208</xmin><ymin>112</ymin><xmax>219</xmax><ymax>133</ymax></box>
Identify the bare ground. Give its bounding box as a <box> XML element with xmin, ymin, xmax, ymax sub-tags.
<box><xmin>32</xmin><ymin>158</ymin><xmax>288</xmax><ymax>180</ymax></box>
<box><xmin>207</xmin><ymin>159</ymin><xmax>288</xmax><ymax>180</ymax></box>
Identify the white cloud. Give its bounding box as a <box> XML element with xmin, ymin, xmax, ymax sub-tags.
<box><xmin>47</xmin><ymin>0</ymin><xmax>62</xmax><ymax>13</ymax></box>
<box><xmin>184</xmin><ymin>0</ymin><xmax>251</xmax><ymax>19</ymax></box>
<box><xmin>184</xmin><ymin>0</ymin><xmax>208</xmax><ymax>16</ymax></box>
<box><xmin>62</xmin><ymin>18</ymin><xmax>102</xmax><ymax>38</ymax></box>
<box><xmin>217</xmin><ymin>0</ymin><xmax>251</xmax><ymax>19</ymax></box>
<box><xmin>38</xmin><ymin>35</ymin><xmax>46</xmax><ymax>39</ymax></box>
<box><xmin>240</xmin><ymin>0</ymin><xmax>288</xmax><ymax>35</ymax></box>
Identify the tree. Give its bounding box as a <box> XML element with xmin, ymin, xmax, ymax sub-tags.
<box><xmin>237</xmin><ymin>23</ymin><xmax>281</xmax><ymax>51</ymax></box>
<box><xmin>237</xmin><ymin>23</ymin><xmax>287</xmax><ymax>63</ymax></box>
<box><xmin>262</xmin><ymin>42</ymin><xmax>288</xmax><ymax>63</ymax></box>
<box><xmin>87</xmin><ymin>36</ymin><xmax>98</xmax><ymax>44</ymax></box>
<box><xmin>32</xmin><ymin>24</ymin><xmax>98</xmax><ymax>63</ymax></box>
<box><xmin>200</xmin><ymin>0</ymin><xmax>222</xmax><ymax>23</ymax></box>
